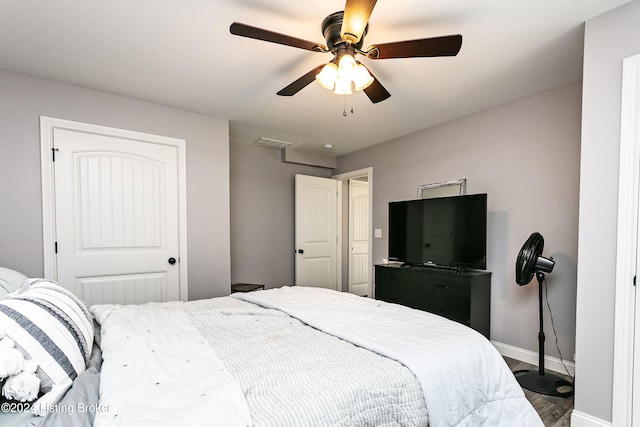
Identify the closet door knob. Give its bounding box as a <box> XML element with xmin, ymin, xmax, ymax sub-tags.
<box><xmin>168</xmin><ymin>257</ymin><xmax>177</xmax><ymax>265</ymax></box>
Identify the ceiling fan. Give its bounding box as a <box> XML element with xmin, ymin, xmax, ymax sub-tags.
<box><xmin>230</xmin><ymin>0</ymin><xmax>462</xmax><ymax>103</ymax></box>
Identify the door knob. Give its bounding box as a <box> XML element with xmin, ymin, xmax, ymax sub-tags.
<box><xmin>297</xmin><ymin>249</ymin><xmax>304</xmax><ymax>254</ymax></box>
<box><xmin>168</xmin><ymin>257</ymin><xmax>177</xmax><ymax>265</ymax></box>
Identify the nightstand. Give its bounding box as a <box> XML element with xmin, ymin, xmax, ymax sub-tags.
<box><xmin>231</xmin><ymin>283</ymin><xmax>265</xmax><ymax>293</ymax></box>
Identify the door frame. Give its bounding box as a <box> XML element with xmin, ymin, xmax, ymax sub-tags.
<box><xmin>612</xmin><ymin>53</ymin><xmax>640</xmax><ymax>426</ymax></box>
<box><xmin>333</xmin><ymin>167</ymin><xmax>373</xmax><ymax>298</ymax></box>
<box><xmin>39</xmin><ymin>116</ymin><xmax>189</xmax><ymax>301</ymax></box>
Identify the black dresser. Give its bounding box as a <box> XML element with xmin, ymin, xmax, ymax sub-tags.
<box><xmin>374</xmin><ymin>264</ymin><xmax>491</xmax><ymax>339</ymax></box>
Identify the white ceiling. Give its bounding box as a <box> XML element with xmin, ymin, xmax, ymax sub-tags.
<box><xmin>0</xmin><ymin>0</ymin><xmax>630</xmax><ymax>157</ymax></box>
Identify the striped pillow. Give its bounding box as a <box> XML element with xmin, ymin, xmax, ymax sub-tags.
<box><xmin>0</xmin><ymin>267</ymin><xmax>27</xmax><ymax>299</ymax></box>
<box><xmin>0</xmin><ymin>279</ymin><xmax>94</xmax><ymax>415</ymax></box>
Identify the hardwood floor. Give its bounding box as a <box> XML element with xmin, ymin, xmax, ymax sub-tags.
<box><xmin>504</xmin><ymin>357</ymin><xmax>574</xmax><ymax>426</ymax></box>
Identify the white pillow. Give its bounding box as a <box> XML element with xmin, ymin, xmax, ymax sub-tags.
<box><xmin>0</xmin><ymin>279</ymin><xmax>94</xmax><ymax>415</ymax></box>
<box><xmin>0</xmin><ymin>267</ymin><xmax>28</xmax><ymax>299</ymax></box>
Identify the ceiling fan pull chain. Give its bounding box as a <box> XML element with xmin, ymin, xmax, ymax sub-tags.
<box><xmin>342</xmin><ymin>94</ymin><xmax>355</xmax><ymax>117</ymax></box>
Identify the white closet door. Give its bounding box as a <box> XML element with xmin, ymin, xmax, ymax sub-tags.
<box><xmin>45</xmin><ymin>121</ymin><xmax>185</xmax><ymax>306</ymax></box>
<box><xmin>349</xmin><ymin>179</ymin><xmax>369</xmax><ymax>296</ymax></box>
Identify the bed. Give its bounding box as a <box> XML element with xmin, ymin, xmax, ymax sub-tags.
<box><xmin>0</xmin><ymin>274</ymin><xmax>542</xmax><ymax>427</ymax></box>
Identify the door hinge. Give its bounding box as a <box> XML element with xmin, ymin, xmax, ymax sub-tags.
<box><xmin>634</xmin><ymin>275</ymin><xmax>636</xmax><ymax>287</ymax></box>
<box><xmin>52</xmin><ymin>147</ymin><xmax>59</xmax><ymax>161</ymax></box>
<box><xmin>54</xmin><ymin>242</ymin><xmax>58</xmax><ymax>254</ymax></box>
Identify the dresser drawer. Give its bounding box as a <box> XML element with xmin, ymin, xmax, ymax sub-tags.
<box><xmin>416</xmin><ymin>271</ymin><xmax>470</xmax><ymax>299</ymax></box>
<box><xmin>375</xmin><ymin>267</ymin><xmax>416</xmax><ymax>292</ymax></box>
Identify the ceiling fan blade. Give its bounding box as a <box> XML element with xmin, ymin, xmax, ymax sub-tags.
<box><xmin>368</xmin><ymin>35</ymin><xmax>462</xmax><ymax>59</ymax></box>
<box><xmin>341</xmin><ymin>0</ymin><xmax>377</xmax><ymax>43</ymax></box>
<box><xmin>277</xmin><ymin>64</ymin><xmax>326</xmax><ymax>96</ymax></box>
<box><xmin>362</xmin><ymin>70</ymin><xmax>390</xmax><ymax>103</ymax></box>
<box><xmin>230</xmin><ymin>22</ymin><xmax>327</xmax><ymax>52</ymax></box>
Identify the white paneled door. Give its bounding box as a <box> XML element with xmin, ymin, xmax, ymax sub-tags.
<box><xmin>614</xmin><ymin>53</ymin><xmax>640</xmax><ymax>426</ymax></box>
<box><xmin>295</xmin><ymin>174</ymin><xmax>338</xmax><ymax>290</ymax></box>
<box><xmin>41</xmin><ymin>118</ymin><xmax>187</xmax><ymax>306</ymax></box>
<box><xmin>612</xmin><ymin>53</ymin><xmax>640</xmax><ymax>426</ymax></box>
<box><xmin>348</xmin><ymin>179</ymin><xmax>369</xmax><ymax>296</ymax></box>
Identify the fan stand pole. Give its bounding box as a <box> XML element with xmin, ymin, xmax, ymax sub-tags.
<box><xmin>513</xmin><ymin>271</ymin><xmax>574</xmax><ymax>398</ymax></box>
<box><xmin>537</xmin><ymin>271</ymin><xmax>545</xmax><ymax>375</ymax></box>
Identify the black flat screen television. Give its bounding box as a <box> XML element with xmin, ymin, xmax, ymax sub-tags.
<box><xmin>388</xmin><ymin>193</ymin><xmax>487</xmax><ymax>270</ymax></box>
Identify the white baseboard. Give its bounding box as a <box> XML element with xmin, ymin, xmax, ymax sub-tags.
<box><xmin>493</xmin><ymin>342</ymin><xmax>611</xmax><ymax>427</ymax></box>
<box><xmin>570</xmin><ymin>411</ymin><xmax>611</xmax><ymax>427</ymax></box>
<box><xmin>492</xmin><ymin>341</ymin><xmax>575</xmax><ymax>377</ymax></box>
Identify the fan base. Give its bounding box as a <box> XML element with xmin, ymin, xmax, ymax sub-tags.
<box><xmin>321</xmin><ymin>11</ymin><xmax>366</xmax><ymax>51</ymax></box>
<box><xmin>514</xmin><ymin>369</ymin><xmax>573</xmax><ymax>398</ymax></box>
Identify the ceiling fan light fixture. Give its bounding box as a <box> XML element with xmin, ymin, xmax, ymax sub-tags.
<box><xmin>337</xmin><ymin>53</ymin><xmax>357</xmax><ymax>80</ymax></box>
<box><xmin>333</xmin><ymin>76</ymin><xmax>353</xmax><ymax>95</ymax></box>
<box><xmin>315</xmin><ymin>62</ymin><xmax>338</xmax><ymax>90</ymax></box>
<box><xmin>317</xmin><ymin>52</ymin><xmax>368</xmax><ymax>95</ymax></box>
<box><xmin>353</xmin><ymin>62</ymin><xmax>374</xmax><ymax>91</ymax></box>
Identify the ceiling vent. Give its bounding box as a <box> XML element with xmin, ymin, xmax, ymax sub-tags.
<box><xmin>253</xmin><ymin>137</ymin><xmax>293</xmax><ymax>149</ymax></box>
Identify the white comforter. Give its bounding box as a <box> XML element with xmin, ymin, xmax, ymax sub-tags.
<box><xmin>91</xmin><ymin>287</ymin><xmax>542</xmax><ymax>427</ymax></box>
<box><xmin>233</xmin><ymin>286</ymin><xmax>543</xmax><ymax>427</ymax></box>
<box><xmin>185</xmin><ymin>296</ymin><xmax>428</xmax><ymax>426</ymax></box>
<box><xmin>91</xmin><ymin>302</ymin><xmax>252</xmax><ymax>427</ymax></box>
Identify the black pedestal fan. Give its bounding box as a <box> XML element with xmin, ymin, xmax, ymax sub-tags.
<box><xmin>514</xmin><ymin>232</ymin><xmax>573</xmax><ymax>398</ymax></box>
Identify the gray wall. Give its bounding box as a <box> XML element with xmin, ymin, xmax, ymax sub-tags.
<box><xmin>229</xmin><ymin>142</ymin><xmax>332</xmax><ymax>288</ymax></box>
<box><xmin>336</xmin><ymin>82</ymin><xmax>582</xmax><ymax>361</ymax></box>
<box><xmin>576</xmin><ymin>1</ymin><xmax>640</xmax><ymax>422</ymax></box>
<box><xmin>0</xmin><ymin>69</ymin><xmax>231</xmax><ymax>300</ymax></box>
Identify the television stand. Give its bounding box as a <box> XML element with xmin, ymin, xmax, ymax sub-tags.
<box><xmin>374</xmin><ymin>264</ymin><xmax>491</xmax><ymax>339</ymax></box>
